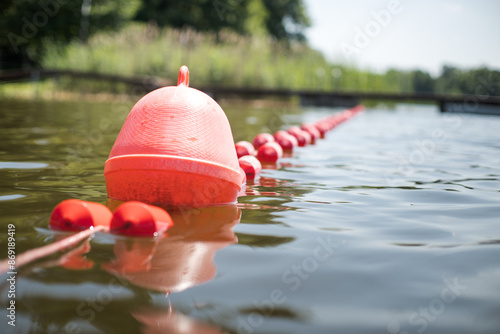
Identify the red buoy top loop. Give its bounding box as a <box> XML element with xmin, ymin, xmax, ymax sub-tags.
<box><xmin>177</xmin><ymin>65</ymin><xmax>189</xmax><ymax>87</ymax></box>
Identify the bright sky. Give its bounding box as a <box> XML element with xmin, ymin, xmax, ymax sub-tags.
<box><xmin>304</xmin><ymin>0</ymin><xmax>500</xmax><ymax>75</ymax></box>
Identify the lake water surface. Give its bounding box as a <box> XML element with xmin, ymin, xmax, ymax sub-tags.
<box><xmin>0</xmin><ymin>98</ymin><xmax>499</xmax><ymax>334</ymax></box>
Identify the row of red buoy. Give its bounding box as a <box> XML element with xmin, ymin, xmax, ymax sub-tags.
<box><xmin>237</xmin><ymin>104</ymin><xmax>365</xmax><ymax>178</ymax></box>
<box><xmin>0</xmin><ymin>199</ymin><xmax>177</xmax><ymax>273</ymax></box>
<box><xmin>0</xmin><ymin>66</ymin><xmax>365</xmax><ymax>273</ymax></box>
<box><xmin>48</xmin><ymin>105</ymin><xmax>363</xmax><ymax>236</ymax></box>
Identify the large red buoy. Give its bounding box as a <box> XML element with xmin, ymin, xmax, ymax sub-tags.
<box><xmin>104</xmin><ymin>66</ymin><xmax>244</xmax><ymax>207</ymax></box>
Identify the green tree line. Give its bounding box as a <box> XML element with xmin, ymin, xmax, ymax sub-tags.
<box><xmin>386</xmin><ymin>67</ymin><xmax>500</xmax><ymax>96</ymax></box>
<box><xmin>1</xmin><ymin>0</ymin><xmax>498</xmax><ymax>96</ymax></box>
<box><xmin>0</xmin><ymin>0</ymin><xmax>308</xmax><ymax>67</ymax></box>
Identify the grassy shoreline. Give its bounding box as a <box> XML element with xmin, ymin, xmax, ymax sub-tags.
<box><xmin>1</xmin><ymin>23</ymin><xmax>401</xmax><ymax>98</ymax></box>
<box><xmin>4</xmin><ymin>23</ymin><xmax>497</xmax><ymax>101</ymax></box>
<box><xmin>0</xmin><ymin>79</ymin><xmax>302</xmax><ymax>111</ymax></box>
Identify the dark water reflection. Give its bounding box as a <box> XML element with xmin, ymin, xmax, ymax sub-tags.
<box><xmin>0</xmin><ymin>99</ymin><xmax>500</xmax><ymax>333</ymax></box>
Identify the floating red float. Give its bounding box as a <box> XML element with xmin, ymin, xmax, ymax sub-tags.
<box><xmin>235</xmin><ymin>140</ymin><xmax>256</xmax><ymax>158</ymax></box>
<box><xmin>257</xmin><ymin>142</ymin><xmax>283</xmax><ymax>163</ymax></box>
<box><xmin>252</xmin><ymin>133</ymin><xmax>275</xmax><ymax>150</ymax></box>
<box><xmin>104</xmin><ymin>66</ymin><xmax>244</xmax><ymax>207</ymax></box>
<box><xmin>110</xmin><ymin>201</ymin><xmax>174</xmax><ymax>237</ymax></box>
<box><xmin>238</xmin><ymin>155</ymin><xmax>262</xmax><ymax>179</ymax></box>
<box><xmin>274</xmin><ymin>131</ymin><xmax>298</xmax><ymax>151</ymax></box>
<box><xmin>49</xmin><ymin>199</ymin><xmax>112</xmax><ymax>231</ymax></box>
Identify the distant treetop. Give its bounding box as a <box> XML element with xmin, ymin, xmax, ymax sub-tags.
<box><xmin>133</xmin><ymin>0</ymin><xmax>310</xmax><ymax>41</ymax></box>
<box><xmin>0</xmin><ymin>0</ymin><xmax>309</xmax><ymax>69</ymax></box>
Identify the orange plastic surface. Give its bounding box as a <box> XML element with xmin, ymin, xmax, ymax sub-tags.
<box><xmin>104</xmin><ymin>66</ymin><xmax>242</xmax><ymax>207</ymax></box>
